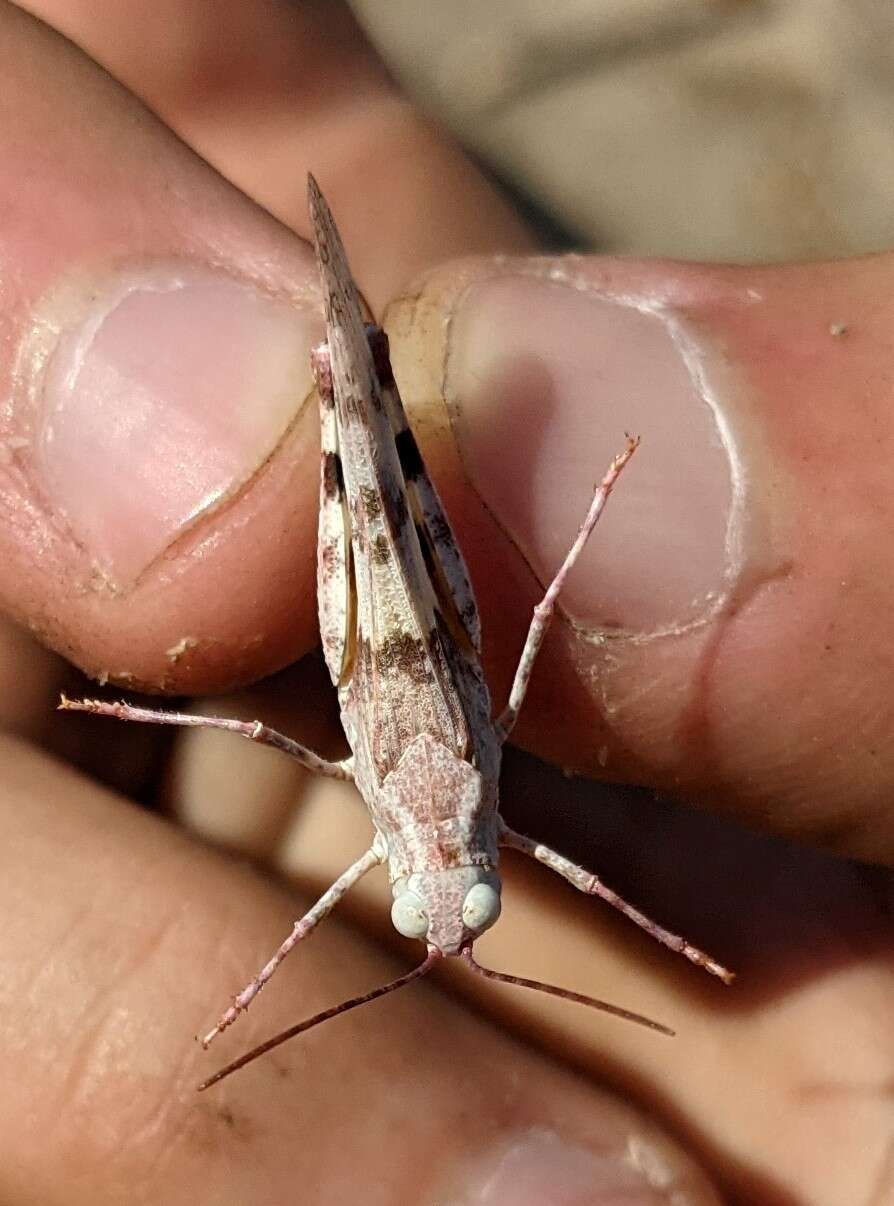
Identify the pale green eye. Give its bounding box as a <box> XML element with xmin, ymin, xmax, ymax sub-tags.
<box><xmin>391</xmin><ymin>891</ymin><xmax>429</xmax><ymax>939</ymax></box>
<box><xmin>462</xmin><ymin>882</ymin><xmax>501</xmax><ymax>933</ymax></box>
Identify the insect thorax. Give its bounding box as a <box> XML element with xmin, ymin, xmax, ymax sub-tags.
<box><xmin>365</xmin><ymin>731</ymin><xmax>500</xmax><ymax>882</ymax></box>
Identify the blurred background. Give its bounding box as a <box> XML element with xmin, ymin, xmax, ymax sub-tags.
<box><xmin>353</xmin><ymin>0</ymin><xmax>894</xmax><ymax>261</ymax></box>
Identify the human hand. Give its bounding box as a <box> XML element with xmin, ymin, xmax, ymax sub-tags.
<box><xmin>0</xmin><ymin>5</ymin><xmax>890</xmax><ymax>1205</ymax></box>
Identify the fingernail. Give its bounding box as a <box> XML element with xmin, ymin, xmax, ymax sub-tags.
<box><xmin>444</xmin><ymin>271</ymin><xmax>738</xmax><ymax>635</ymax></box>
<box><xmin>15</xmin><ymin>263</ymin><xmax>318</xmax><ymax>590</ymax></box>
<box><xmin>439</xmin><ymin>1130</ymin><xmax>681</xmax><ymax>1205</ymax></box>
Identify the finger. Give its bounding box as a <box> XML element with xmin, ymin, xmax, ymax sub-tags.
<box><xmin>388</xmin><ymin>253</ymin><xmax>894</xmax><ymax>861</ymax></box>
<box><xmin>143</xmin><ymin>703</ymin><xmax>894</xmax><ymax>1206</ymax></box>
<box><xmin>0</xmin><ymin>4</ymin><xmax>534</xmax><ymax>700</ymax></box>
<box><xmin>0</xmin><ymin>733</ymin><xmax>723</xmax><ymax>1206</ymax></box>
<box><xmin>9</xmin><ymin>3</ymin><xmax>889</xmax><ymax>861</ymax></box>
<box><xmin>491</xmin><ymin>750</ymin><xmax>894</xmax><ymax>1206</ymax></box>
<box><xmin>23</xmin><ymin>0</ymin><xmax>537</xmax><ymax>303</ymax></box>
<box><xmin>0</xmin><ymin>5</ymin><xmax>319</xmax><ymax>692</ymax></box>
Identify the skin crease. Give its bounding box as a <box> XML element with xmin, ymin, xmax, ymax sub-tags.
<box><xmin>0</xmin><ymin>4</ymin><xmax>891</xmax><ymax>1205</ymax></box>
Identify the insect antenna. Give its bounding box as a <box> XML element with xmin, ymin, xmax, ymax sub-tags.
<box><xmin>461</xmin><ymin>948</ymin><xmax>674</xmax><ymax>1036</ymax></box>
<box><xmin>198</xmin><ymin>949</ymin><xmax>442</xmax><ymax>1091</ymax></box>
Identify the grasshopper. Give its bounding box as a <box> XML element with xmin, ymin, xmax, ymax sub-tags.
<box><xmin>62</xmin><ymin>176</ymin><xmax>731</xmax><ymax>1089</ymax></box>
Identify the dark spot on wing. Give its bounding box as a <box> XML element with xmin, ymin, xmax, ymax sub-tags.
<box><xmin>371</xmin><ymin>533</ymin><xmax>391</xmax><ymax>565</ymax></box>
<box><xmin>359</xmin><ymin>486</ymin><xmax>382</xmax><ymax>518</ymax></box>
<box><xmin>425</xmin><ymin>511</ymin><xmax>453</xmax><ymax>546</ymax></box>
<box><xmin>367</xmin><ymin>326</ymin><xmax>395</xmax><ymax>387</ymax></box>
<box><xmin>321</xmin><ymin>450</ymin><xmax>344</xmax><ymax>500</ymax></box>
<box><xmin>375</xmin><ymin>631</ymin><xmax>431</xmax><ymax>685</ymax></box>
<box><xmin>384</xmin><ymin>483</ymin><xmax>409</xmax><ymax>532</ymax></box>
<box><xmin>319</xmin><ymin>540</ymin><xmax>341</xmax><ymax>578</ymax></box>
<box><xmin>415</xmin><ymin>521</ymin><xmax>477</xmax><ymax>658</ymax></box>
<box><xmin>396</xmin><ymin>427</ymin><xmax>424</xmax><ymax>481</ymax></box>
<box><xmin>416</xmin><ymin>522</ymin><xmax>437</xmax><ymax>579</ymax></box>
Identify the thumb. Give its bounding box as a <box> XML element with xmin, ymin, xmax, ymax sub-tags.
<box><xmin>0</xmin><ymin>9</ymin><xmax>325</xmax><ymax>693</ymax></box>
<box><xmin>0</xmin><ymin>5</ymin><xmax>531</xmax><ymax>697</ymax></box>
<box><xmin>387</xmin><ymin>254</ymin><xmax>894</xmax><ymax>863</ymax></box>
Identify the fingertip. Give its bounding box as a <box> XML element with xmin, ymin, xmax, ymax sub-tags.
<box><xmin>388</xmin><ymin>253</ymin><xmax>894</xmax><ymax>860</ymax></box>
<box><xmin>0</xmin><ymin>4</ymin><xmax>327</xmax><ymax>694</ymax></box>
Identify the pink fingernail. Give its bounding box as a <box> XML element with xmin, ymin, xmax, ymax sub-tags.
<box><xmin>446</xmin><ymin>274</ymin><xmax>738</xmax><ymax>636</ymax></box>
<box><xmin>440</xmin><ymin>1130</ymin><xmax>680</xmax><ymax>1205</ymax></box>
<box><xmin>16</xmin><ymin>263</ymin><xmax>319</xmax><ymax>590</ymax></box>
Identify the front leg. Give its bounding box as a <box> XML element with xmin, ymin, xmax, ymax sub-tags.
<box><xmin>500</xmin><ymin>823</ymin><xmax>734</xmax><ymax>984</ymax></box>
<box><xmin>495</xmin><ymin>438</ymin><xmax>639</xmax><ymax>741</ymax></box>
<box><xmin>201</xmin><ymin>844</ymin><xmax>382</xmax><ymax>1046</ymax></box>
<box><xmin>59</xmin><ymin>695</ymin><xmax>353</xmax><ymax>781</ymax></box>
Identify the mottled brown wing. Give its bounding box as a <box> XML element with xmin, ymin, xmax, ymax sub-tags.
<box><xmin>307</xmin><ymin>176</ymin><xmax>472</xmax><ymax>776</ymax></box>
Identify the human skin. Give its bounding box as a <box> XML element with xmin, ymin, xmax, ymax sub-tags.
<box><xmin>0</xmin><ymin>4</ymin><xmax>891</xmax><ymax>1205</ymax></box>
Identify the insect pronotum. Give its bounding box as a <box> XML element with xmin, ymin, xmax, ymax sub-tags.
<box><xmin>61</xmin><ymin>175</ymin><xmax>733</xmax><ymax>1090</ymax></box>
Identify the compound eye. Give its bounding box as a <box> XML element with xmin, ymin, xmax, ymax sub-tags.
<box><xmin>462</xmin><ymin>882</ymin><xmax>501</xmax><ymax>933</ymax></box>
<box><xmin>391</xmin><ymin>892</ymin><xmax>429</xmax><ymax>939</ymax></box>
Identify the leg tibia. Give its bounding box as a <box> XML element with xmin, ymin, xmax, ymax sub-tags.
<box><xmin>59</xmin><ymin>695</ymin><xmax>352</xmax><ymax>780</ymax></box>
<box><xmin>201</xmin><ymin>846</ymin><xmax>381</xmax><ymax>1047</ymax></box>
<box><xmin>500</xmin><ymin>824</ymin><xmax>734</xmax><ymax>984</ymax></box>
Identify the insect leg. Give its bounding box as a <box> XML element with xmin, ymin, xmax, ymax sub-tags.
<box><xmin>495</xmin><ymin>437</ymin><xmax>639</xmax><ymax>742</ymax></box>
<box><xmin>499</xmin><ymin>824</ymin><xmax>734</xmax><ymax>984</ymax></box>
<box><xmin>58</xmin><ymin>695</ymin><xmax>353</xmax><ymax>780</ymax></box>
<box><xmin>202</xmin><ymin>844</ymin><xmax>383</xmax><ymax>1047</ymax></box>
